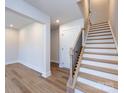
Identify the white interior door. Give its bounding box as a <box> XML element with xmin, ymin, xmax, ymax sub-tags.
<box><xmin>60</xmin><ymin>26</ymin><xmax>80</xmax><ymax>68</ymax></box>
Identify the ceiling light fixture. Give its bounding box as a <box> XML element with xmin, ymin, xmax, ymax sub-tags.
<box><xmin>56</xmin><ymin>19</ymin><xmax>60</xmax><ymax>23</ymax></box>
<box><xmin>10</xmin><ymin>24</ymin><xmax>14</xmax><ymax>28</ymax></box>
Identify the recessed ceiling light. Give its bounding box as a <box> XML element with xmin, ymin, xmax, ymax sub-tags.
<box><xmin>10</xmin><ymin>24</ymin><xmax>14</xmax><ymax>27</ymax></box>
<box><xmin>56</xmin><ymin>19</ymin><xmax>60</xmax><ymax>23</ymax></box>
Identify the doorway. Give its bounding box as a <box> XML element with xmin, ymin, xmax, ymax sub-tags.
<box><xmin>59</xmin><ymin>26</ymin><xmax>81</xmax><ymax>69</ymax></box>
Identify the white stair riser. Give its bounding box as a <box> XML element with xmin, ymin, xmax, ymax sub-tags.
<box><xmin>79</xmin><ymin>68</ymin><xmax>118</xmax><ymax>81</ymax></box>
<box><xmin>88</xmin><ymin>32</ymin><xmax>112</xmax><ymax>36</ymax></box>
<box><xmin>84</xmin><ymin>49</ymin><xmax>117</xmax><ymax>54</ymax></box>
<box><xmin>77</xmin><ymin>77</ymin><xmax>118</xmax><ymax>93</ymax></box>
<box><xmin>83</xmin><ymin>54</ymin><xmax>117</xmax><ymax>61</ymax></box>
<box><xmin>81</xmin><ymin>60</ymin><xmax>118</xmax><ymax>70</ymax></box>
<box><xmin>86</xmin><ymin>39</ymin><xmax>113</xmax><ymax>43</ymax></box>
<box><xmin>87</xmin><ymin>35</ymin><xmax>113</xmax><ymax>39</ymax></box>
<box><xmin>75</xmin><ymin>89</ymin><xmax>84</xmax><ymax>93</ymax></box>
<box><xmin>85</xmin><ymin>44</ymin><xmax>116</xmax><ymax>48</ymax></box>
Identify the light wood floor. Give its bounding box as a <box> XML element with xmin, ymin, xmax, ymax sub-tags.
<box><xmin>5</xmin><ymin>63</ymin><xmax>69</xmax><ymax>93</ymax></box>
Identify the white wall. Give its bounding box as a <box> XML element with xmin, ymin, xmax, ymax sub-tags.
<box><xmin>59</xmin><ymin>19</ymin><xmax>84</xmax><ymax>68</ymax></box>
<box><xmin>6</xmin><ymin>0</ymin><xmax>51</xmax><ymax>77</ymax></box>
<box><xmin>81</xmin><ymin>0</ymin><xmax>89</xmax><ymax>26</ymax></box>
<box><xmin>51</xmin><ymin>28</ymin><xmax>59</xmax><ymax>63</ymax></box>
<box><xmin>90</xmin><ymin>0</ymin><xmax>109</xmax><ymax>24</ymax></box>
<box><xmin>5</xmin><ymin>28</ymin><xmax>19</xmax><ymax>64</ymax></box>
<box><xmin>19</xmin><ymin>22</ymin><xmax>44</xmax><ymax>73</ymax></box>
<box><xmin>109</xmin><ymin>0</ymin><xmax>118</xmax><ymax>42</ymax></box>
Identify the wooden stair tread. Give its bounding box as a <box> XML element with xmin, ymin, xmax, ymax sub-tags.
<box><xmin>91</xmin><ymin>25</ymin><xmax>109</xmax><ymax>28</ymax></box>
<box><xmin>84</xmin><ymin>47</ymin><xmax>116</xmax><ymax>49</ymax></box>
<box><xmin>90</xmin><ymin>27</ymin><xmax>110</xmax><ymax>30</ymax></box>
<box><xmin>88</xmin><ymin>31</ymin><xmax>112</xmax><ymax>35</ymax></box>
<box><xmin>92</xmin><ymin>24</ymin><xmax>108</xmax><ymax>27</ymax></box>
<box><xmin>88</xmin><ymin>34</ymin><xmax>112</xmax><ymax>37</ymax></box>
<box><xmin>87</xmin><ymin>37</ymin><xmax>113</xmax><ymax>40</ymax></box>
<box><xmin>90</xmin><ymin>28</ymin><xmax>110</xmax><ymax>32</ymax></box>
<box><xmin>89</xmin><ymin>30</ymin><xmax>111</xmax><ymax>33</ymax></box>
<box><xmin>80</xmin><ymin>64</ymin><xmax>118</xmax><ymax>75</ymax></box>
<box><xmin>90</xmin><ymin>26</ymin><xmax>110</xmax><ymax>29</ymax></box>
<box><xmin>86</xmin><ymin>42</ymin><xmax>114</xmax><ymax>44</ymax></box>
<box><xmin>92</xmin><ymin>22</ymin><xmax>108</xmax><ymax>25</ymax></box>
<box><xmin>76</xmin><ymin>81</ymin><xmax>107</xmax><ymax>93</ymax></box>
<box><xmin>91</xmin><ymin>24</ymin><xmax>109</xmax><ymax>27</ymax></box>
<box><xmin>79</xmin><ymin>72</ymin><xmax>118</xmax><ymax>89</ymax></box>
<box><xmin>91</xmin><ymin>23</ymin><xmax>109</xmax><ymax>26</ymax></box>
<box><xmin>83</xmin><ymin>52</ymin><xmax>118</xmax><ymax>56</ymax></box>
<box><xmin>83</xmin><ymin>57</ymin><xmax>118</xmax><ymax>64</ymax></box>
<box><xmin>88</xmin><ymin>31</ymin><xmax>111</xmax><ymax>34</ymax></box>
<box><xmin>90</xmin><ymin>27</ymin><xmax>110</xmax><ymax>31</ymax></box>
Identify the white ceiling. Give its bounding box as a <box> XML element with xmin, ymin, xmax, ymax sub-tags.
<box><xmin>24</xmin><ymin>0</ymin><xmax>83</xmax><ymax>30</ymax></box>
<box><xmin>5</xmin><ymin>8</ymin><xmax>35</xmax><ymax>29</ymax></box>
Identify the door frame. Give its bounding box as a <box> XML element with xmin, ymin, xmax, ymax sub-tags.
<box><xmin>59</xmin><ymin>26</ymin><xmax>81</xmax><ymax>68</ymax></box>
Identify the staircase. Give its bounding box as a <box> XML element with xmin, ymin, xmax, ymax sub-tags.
<box><xmin>74</xmin><ymin>22</ymin><xmax>118</xmax><ymax>93</ymax></box>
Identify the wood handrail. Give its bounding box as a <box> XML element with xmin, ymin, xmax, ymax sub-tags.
<box><xmin>67</xmin><ymin>48</ymin><xmax>83</xmax><ymax>93</ymax></box>
<box><xmin>67</xmin><ymin>29</ymin><xmax>82</xmax><ymax>93</ymax></box>
<box><xmin>67</xmin><ymin>18</ymin><xmax>90</xmax><ymax>91</ymax></box>
<box><xmin>67</xmin><ymin>7</ymin><xmax>92</xmax><ymax>93</ymax></box>
<box><xmin>69</xmin><ymin>29</ymin><xmax>82</xmax><ymax>81</ymax></box>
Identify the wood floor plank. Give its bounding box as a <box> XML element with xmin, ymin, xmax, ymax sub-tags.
<box><xmin>6</xmin><ymin>63</ymin><xmax>69</xmax><ymax>93</ymax></box>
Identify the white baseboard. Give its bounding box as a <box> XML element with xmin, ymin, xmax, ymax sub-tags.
<box><xmin>18</xmin><ymin>61</ymin><xmax>42</xmax><ymax>73</ymax></box>
<box><xmin>17</xmin><ymin>61</ymin><xmax>51</xmax><ymax>78</ymax></box>
<box><xmin>6</xmin><ymin>60</ymin><xmax>51</xmax><ymax>78</ymax></box>
<box><xmin>5</xmin><ymin>60</ymin><xmax>19</xmax><ymax>65</ymax></box>
<box><xmin>59</xmin><ymin>63</ymin><xmax>64</xmax><ymax>68</ymax></box>
<box><xmin>19</xmin><ymin>62</ymin><xmax>52</xmax><ymax>78</ymax></box>
<box><xmin>51</xmin><ymin>60</ymin><xmax>59</xmax><ymax>63</ymax></box>
<box><xmin>42</xmin><ymin>71</ymin><xmax>51</xmax><ymax>78</ymax></box>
